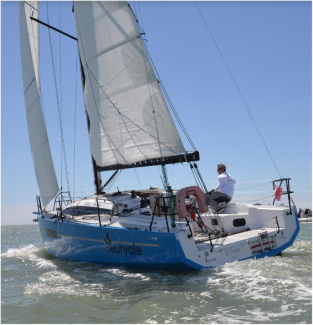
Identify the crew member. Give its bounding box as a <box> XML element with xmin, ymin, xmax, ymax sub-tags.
<box><xmin>207</xmin><ymin>164</ymin><xmax>236</xmax><ymax>213</ymax></box>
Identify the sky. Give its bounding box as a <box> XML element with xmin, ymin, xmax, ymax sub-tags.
<box><xmin>1</xmin><ymin>1</ymin><xmax>312</xmax><ymax>225</ymax></box>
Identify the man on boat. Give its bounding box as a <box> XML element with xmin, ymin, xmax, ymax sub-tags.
<box><xmin>207</xmin><ymin>164</ymin><xmax>236</xmax><ymax>214</ymax></box>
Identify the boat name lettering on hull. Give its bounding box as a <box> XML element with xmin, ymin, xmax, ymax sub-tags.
<box><xmin>225</xmin><ymin>247</ymin><xmax>241</xmax><ymax>256</ymax></box>
<box><xmin>104</xmin><ymin>233</ymin><xmax>142</xmax><ymax>257</ymax></box>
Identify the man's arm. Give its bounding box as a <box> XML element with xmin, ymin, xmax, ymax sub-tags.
<box><xmin>214</xmin><ymin>176</ymin><xmax>224</xmax><ymax>192</ymax></box>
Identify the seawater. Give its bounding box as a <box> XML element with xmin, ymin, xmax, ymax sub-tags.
<box><xmin>1</xmin><ymin>224</ymin><xmax>312</xmax><ymax>324</ymax></box>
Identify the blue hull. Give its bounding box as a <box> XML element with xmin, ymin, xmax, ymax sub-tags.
<box><xmin>38</xmin><ymin>217</ymin><xmax>196</xmax><ymax>271</ymax></box>
<box><xmin>37</xmin><ymin>205</ymin><xmax>300</xmax><ymax>271</ymax></box>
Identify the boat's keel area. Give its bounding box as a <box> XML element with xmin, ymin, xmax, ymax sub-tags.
<box><xmin>37</xmin><ymin>190</ymin><xmax>299</xmax><ymax>271</ymax></box>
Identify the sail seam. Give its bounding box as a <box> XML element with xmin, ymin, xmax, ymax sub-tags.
<box><xmin>138</xmin><ymin>38</ymin><xmax>163</xmax><ymax>159</ymax></box>
<box><xmin>128</xmin><ymin>3</ymin><xmax>165</xmax><ymax>158</ymax></box>
<box><xmin>24</xmin><ymin>77</ymin><xmax>36</xmax><ymax>95</ymax></box>
<box><xmin>144</xmin><ymin>42</ymin><xmax>197</xmax><ymax>152</ymax></box>
<box><xmin>87</xmin><ymin>65</ymin><xmax>164</xmax><ymax>161</ymax></box>
<box><xmin>136</xmin><ymin>37</ymin><xmax>172</xmax><ymax>153</ymax></box>
<box><xmin>75</xmin><ymin>10</ymin><xmax>120</xmax><ymax>166</ymax></box>
<box><xmin>118</xmin><ymin>113</ymin><xmax>149</xmax><ymax>161</ymax></box>
<box><xmin>24</xmin><ymin>1</ymin><xmax>38</xmax><ymax>11</ymax></box>
<box><xmin>86</xmin><ymin>34</ymin><xmax>141</xmax><ymax>65</ymax></box>
<box><xmin>87</xmin><ymin>32</ymin><xmax>149</xmax><ymax>164</ymax></box>
<box><xmin>87</xmin><ymin>67</ymin><xmax>180</xmax><ymax>157</ymax></box>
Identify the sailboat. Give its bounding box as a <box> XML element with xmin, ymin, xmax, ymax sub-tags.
<box><xmin>19</xmin><ymin>1</ymin><xmax>299</xmax><ymax>271</ymax></box>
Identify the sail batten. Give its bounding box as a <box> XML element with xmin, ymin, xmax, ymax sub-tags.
<box><xmin>19</xmin><ymin>1</ymin><xmax>59</xmax><ymax>207</ymax></box>
<box><xmin>74</xmin><ymin>1</ymin><xmax>186</xmax><ymax>169</ymax></box>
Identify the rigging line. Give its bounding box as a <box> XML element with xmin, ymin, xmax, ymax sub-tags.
<box><xmin>129</xmin><ymin>3</ymin><xmax>143</xmax><ymax>34</ymax></box>
<box><xmin>47</xmin><ymin>3</ymin><xmax>70</xmax><ymax>194</ymax></box>
<box><xmin>144</xmin><ymin>42</ymin><xmax>197</xmax><ymax>151</ymax></box>
<box><xmin>159</xmin><ymin>82</ymin><xmax>197</xmax><ymax>151</ymax></box>
<box><xmin>59</xmin><ymin>1</ymin><xmax>63</xmax><ymax>191</ymax></box>
<box><xmin>191</xmin><ymin>168</ymin><xmax>201</xmax><ymax>188</ymax></box>
<box><xmin>194</xmin><ymin>1</ymin><xmax>282</xmax><ymax>178</ymax></box>
<box><xmin>194</xmin><ymin>163</ymin><xmax>209</xmax><ymax>193</ymax></box>
<box><xmin>85</xmin><ymin>66</ymin><xmax>147</xmax><ymax>162</ymax></box>
<box><xmin>193</xmin><ymin>169</ymin><xmax>205</xmax><ymax>193</ymax></box>
<box><xmin>87</xmin><ymin>67</ymin><xmax>181</xmax><ymax>157</ymax></box>
<box><xmin>157</xmin><ymin>76</ymin><xmax>195</xmax><ymax>148</ymax></box>
<box><xmin>190</xmin><ymin>164</ymin><xmax>204</xmax><ymax>191</ymax></box>
<box><xmin>147</xmin><ymin>83</ymin><xmax>173</xmax><ymax>150</ymax></box>
<box><xmin>236</xmin><ymin>181</ymin><xmax>273</xmax><ymax>191</ymax></box>
<box><xmin>246</xmin><ymin>194</ymin><xmax>275</xmax><ymax>203</ymax></box>
<box><xmin>106</xmin><ymin>170</ymin><xmax>122</xmax><ymax>192</ymax></box>
<box><xmin>118</xmin><ymin>110</ymin><xmax>149</xmax><ymax>161</ymax></box>
<box><xmin>91</xmin><ymin>57</ymin><xmax>164</xmax><ymax>158</ymax></box>
<box><xmin>90</xmin><ymin>54</ymin><xmax>149</xmax><ymax>162</ymax></box>
<box><xmin>94</xmin><ymin>31</ymin><xmax>149</xmax><ymax>163</ymax></box>
<box><xmin>137</xmin><ymin>2</ymin><xmax>145</xmax><ymax>33</ymax></box>
<box><xmin>59</xmin><ymin>2</ymin><xmax>63</xmax><ymax>122</ymax></box>
<box><xmin>236</xmin><ymin>179</ymin><xmax>272</xmax><ymax>183</ymax></box>
<box><xmin>133</xmin><ymin>2</ymin><xmax>138</xmax><ymax>19</ymax></box>
<box><xmin>138</xmin><ymin>50</ymin><xmax>173</xmax><ymax>150</ymax></box>
<box><xmin>74</xmin><ymin>12</ymin><xmax>120</xmax><ymax>165</ymax></box>
<box><xmin>129</xmin><ymin>4</ymin><xmax>163</xmax><ymax>157</ymax></box>
<box><xmin>142</xmin><ymin>38</ymin><xmax>197</xmax><ymax>150</ymax></box>
<box><xmin>134</xmin><ymin>169</ymin><xmax>143</xmax><ymax>189</ymax></box>
<box><xmin>189</xmin><ymin>163</ymin><xmax>203</xmax><ymax>189</ymax></box>
<box><xmin>72</xmin><ymin>49</ymin><xmax>79</xmax><ymax>202</ymax></box>
<box><xmin>194</xmin><ymin>170</ymin><xmax>205</xmax><ymax>192</ymax></box>
<box><xmin>156</xmin><ymin>166</ymin><xmax>165</xmax><ymax>187</ymax></box>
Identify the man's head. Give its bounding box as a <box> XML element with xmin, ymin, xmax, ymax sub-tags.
<box><xmin>217</xmin><ymin>164</ymin><xmax>226</xmax><ymax>175</ymax></box>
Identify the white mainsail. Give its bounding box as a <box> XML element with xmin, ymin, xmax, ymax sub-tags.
<box><xmin>74</xmin><ymin>1</ymin><xmax>185</xmax><ymax>168</ymax></box>
<box><xmin>19</xmin><ymin>1</ymin><xmax>59</xmax><ymax>207</ymax></box>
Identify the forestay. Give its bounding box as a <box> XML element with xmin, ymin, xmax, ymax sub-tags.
<box><xmin>74</xmin><ymin>1</ymin><xmax>185</xmax><ymax>169</ymax></box>
<box><xmin>19</xmin><ymin>1</ymin><xmax>59</xmax><ymax>207</ymax></box>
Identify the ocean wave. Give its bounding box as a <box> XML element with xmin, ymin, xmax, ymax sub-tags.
<box><xmin>1</xmin><ymin>244</ymin><xmax>58</xmax><ymax>270</ymax></box>
<box><xmin>1</xmin><ymin>244</ymin><xmax>39</xmax><ymax>260</ymax></box>
<box><xmin>287</xmin><ymin>239</ymin><xmax>312</xmax><ymax>252</ymax></box>
<box><xmin>24</xmin><ymin>270</ymin><xmax>104</xmax><ymax>297</ymax></box>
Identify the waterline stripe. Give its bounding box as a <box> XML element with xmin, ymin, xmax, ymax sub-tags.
<box><xmin>60</xmin><ymin>234</ymin><xmax>159</xmax><ymax>247</ymax></box>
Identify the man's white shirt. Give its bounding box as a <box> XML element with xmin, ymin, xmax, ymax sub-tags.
<box><xmin>214</xmin><ymin>172</ymin><xmax>236</xmax><ymax>198</ymax></box>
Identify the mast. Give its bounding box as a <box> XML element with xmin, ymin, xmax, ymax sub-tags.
<box><xmin>77</xmin><ymin>49</ymin><xmax>103</xmax><ymax>194</ymax></box>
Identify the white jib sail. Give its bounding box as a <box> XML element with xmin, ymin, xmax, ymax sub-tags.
<box><xmin>19</xmin><ymin>1</ymin><xmax>59</xmax><ymax>207</ymax></box>
<box><xmin>74</xmin><ymin>1</ymin><xmax>185</xmax><ymax>168</ymax></box>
